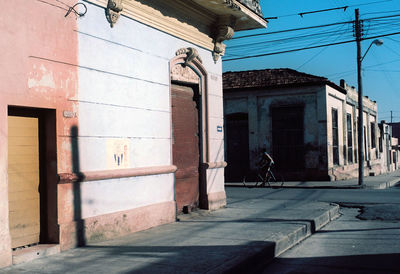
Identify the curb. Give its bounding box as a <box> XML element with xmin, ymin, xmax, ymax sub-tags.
<box><xmin>210</xmin><ymin>203</ymin><xmax>340</xmax><ymax>274</ymax></box>
<box><xmin>373</xmin><ymin>178</ymin><xmax>400</xmax><ymax>189</ymax></box>
<box><xmin>225</xmin><ymin>183</ymin><xmax>363</xmax><ymax>189</ymax></box>
<box><xmin>226</xmin><ymin>179</ymin><xmax>400</xmax><ymax>189</ymax></box>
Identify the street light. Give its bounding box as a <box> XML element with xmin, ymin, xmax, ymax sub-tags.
<box><xmin>355</xmin><ymin>8</ymin><xmax>383</xmax><ymax>186</ymax></box>
<box><xmin>361</xmin><ymin>39</ymin><xmax>384</xmax><ymax>62</ymax></box>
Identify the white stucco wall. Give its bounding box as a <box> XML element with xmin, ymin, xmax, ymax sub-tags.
<box><xmin>326</xmin><ymin>86</ymin><xmax>346</xmax><ymax>168</ymax></box>
<box><xmin>208</xmin><ymin>74</ymin><xmax>225</xmax><ymax>164</ymax></box>
<box><xmin>207</xmin><ymin>73</ymin><xmax>225</xmax><ymax>194</ymax></box>
<box><xmin>80</xmin><ymin>174</ymin><xmax>174</xmax><ymax>219</ymax></box>
<box><xmin>76</xmin><ymin>3</ymin><xmax>223</xmax><ymax>216</ymax></box>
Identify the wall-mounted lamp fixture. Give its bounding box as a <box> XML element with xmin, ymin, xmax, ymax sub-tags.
<box><xmin>65</xmin><ymin>3</ymin><xmax>87</xmax><ymax>18</ymax></box>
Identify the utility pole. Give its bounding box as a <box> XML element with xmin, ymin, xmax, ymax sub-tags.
<box><xmin>391</xmin><ymin>111</ymin><xmax>393</xmax><ymax>123</ymax></box>
<box><xmin>355</xmin><ymin>8</ymin><xmax>364</xmax><ymax>186</ymax></box>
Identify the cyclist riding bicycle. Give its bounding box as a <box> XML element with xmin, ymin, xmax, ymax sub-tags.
<box><xmin>258</xmin><ymin>149</ymin><xmax>274</xmax><ymax>171</ymax></box>
<box><xmin>243</xmin><ymin>149</ymin><xmax>283</xmax><ymax>187</ymax></box>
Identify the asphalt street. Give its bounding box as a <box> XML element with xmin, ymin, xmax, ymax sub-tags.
<box><xmin>1</xmin><ymin>185</ymin><xmax>399</xmax><ymax>273</ymax></box>
<box><xmin>241</xmin><ymin>186</ymin><xmax>400</xmax><ymax>274</ymax></box>
<box><xmin>227</xmin><ymin>186</ymin><xmax>400</xmax><ymax>205</ymax></box>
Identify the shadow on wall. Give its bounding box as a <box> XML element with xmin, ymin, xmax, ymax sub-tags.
<box><xmin>71</xmin><ymin>125</ymin><xmax>86</xmax><ymax>247</ymax></box>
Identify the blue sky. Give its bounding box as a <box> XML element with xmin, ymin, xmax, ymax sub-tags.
<box><xmin>223</xmin><ymin>0</ymin><xmax>400</xmax><ymax>122</ymax></box>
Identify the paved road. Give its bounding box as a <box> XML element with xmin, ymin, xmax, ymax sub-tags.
<box><xmin>227</xmin><ymin>186</ymin><xmax>400</xmax><ymax>274</ymax></box>
<box><xmin>227</xmin><ymin>186</ymin><xmax>400</xmax><ymax>205</ymax></box>
<box><xmin>260</xmin><ymin>207</ymin><xmax>400</xmax><ymax>273</ymax></box>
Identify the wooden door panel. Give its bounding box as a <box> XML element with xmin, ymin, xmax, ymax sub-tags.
<box><xmin>8</xmin><ymin>116</ymin><xmax>40</xmax><ymax>248</ymax></box>
<box><xmin>172</xmin><ymin>84</ymin><xmax>199</xmax><ymax>212</ymax></box>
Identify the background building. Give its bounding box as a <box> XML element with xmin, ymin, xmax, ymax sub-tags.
<box><xmin>379</xmin><ymin>122</ymin><xmax>400</xmax><ymax>172</ymax></box>
<box><xmin>223</xmin><ymin>69</ymin><xmax>381</xmax><ymax>181</ymax></box>
<box><xmin>0</xmin><ymin>0</ymin><xmax>266</xmax><ymax>267</ymax></box>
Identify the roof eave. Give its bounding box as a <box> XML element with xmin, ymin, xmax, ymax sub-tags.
<box><xmin>224</xmin><ymin>80</ymin><xmax>347</xmax><ymax>94</ymax></box>
<box><xmin>192</xmin><ymin>0</ymin><xmax>267</xmax><ymax>30</ymax></box>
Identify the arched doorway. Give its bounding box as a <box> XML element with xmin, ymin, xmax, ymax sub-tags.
<box><xmin>170</xmin><ymin>48</ymin><xmax>208</xmax><ymax>213</ymax></box>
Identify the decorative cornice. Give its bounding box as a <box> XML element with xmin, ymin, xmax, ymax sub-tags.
<box><xmin>175</xmin><ymin>47</ymin><xmax>202</xmax><ymax>66</ymax></box>
<box><xmin>212</xmin><ymin>16</ymin><xmax>235</xmax><ymax>62</ymax></box>
<box><xmin>224</xmin><ymin>0</ymin><xmax>241</xmax><ymax>11</ymax></box>
<box><xmin>106</xmin><ymin>0</ymin><xmax>123</xmax><ymax>27</ymax></box>
<box><xmin>237</xmin><ymin>0</ymin><xmax>262</xmax><ymax>16</ymax></box>
<box><xmin>172</xmin><ymin>48</ymin><xmax>202</xmax><ymax>84</ymax></box>
<box><xmin>89</xmin><ymin>0</ymin><xmax>215</xmax><ymax>51</ymax></box>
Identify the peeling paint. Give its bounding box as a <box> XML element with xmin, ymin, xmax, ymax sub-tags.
<box><xmin>28</xmin><ymin>64</ymin><xmax>56</xmax><ymax>89</ymax></box>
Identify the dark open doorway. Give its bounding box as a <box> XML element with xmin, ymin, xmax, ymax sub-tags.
<box><xmin>225</xmin><ymin>113</ymin><xmax>249</xmax><ymax>182</ymax></box>
<box><xmin>272</xmin><ymin>105</ymin><xmax>305</xmax><ymax>174</ymax></box>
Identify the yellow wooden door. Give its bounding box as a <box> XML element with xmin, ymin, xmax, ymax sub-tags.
<box><xmin>8</xmin><ymin>116</ymin><xmax>40</xmax><ymax>248</ymax></box>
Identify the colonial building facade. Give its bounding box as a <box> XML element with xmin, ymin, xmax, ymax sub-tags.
<box><xmin>0</xmin><ymin>0</ymin><xmax>266</xmax><ymax>267</ymax></box>
<box><xmin>223</xmin><ymin>69</ymin><xmax>381</xmax><ymax>182</ymax></box>
<box><xmin>379</xmin><ymin>122</ymin><xmax>400</xmax><ymax>172</ymax></box>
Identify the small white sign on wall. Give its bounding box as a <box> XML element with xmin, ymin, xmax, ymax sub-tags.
<box><xmin>106</xmin><ymin>139</ymin><xmax>130</xmax><ymax>169</ymax></box>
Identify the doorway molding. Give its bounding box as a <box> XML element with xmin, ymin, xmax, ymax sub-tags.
<box><xmin>7</xmin><ymin>106</ymin><xmax>58</xmax><ymax>246</ymax></box>
<box><xmin>170</xmin><ymin>47</ymin><xmax>211</xmax><ymax>209</ymax></box>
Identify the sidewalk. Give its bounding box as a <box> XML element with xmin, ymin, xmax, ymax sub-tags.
<box><xmin>1</xmin><ymin>191</ymin><xmax>339</xmax><ymax>274</ymax></box>
<box><xmin>226</xmin><ymin>169</ymin><xmax>400</xmax><ymax>189</ymax></box>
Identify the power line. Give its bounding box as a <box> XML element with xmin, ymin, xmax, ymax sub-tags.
<box><xmin>261</xmin><ymin>0</ymin><xmax>393</xmax><ymax>19</ymax></box>
<box><xmin>233</xmin><ymin>20</ymin><xmax>353</xmax><ymax>39</ymax></box>
<box><xmin>296</xmin><ymin>23</ymin><xmax>348</xmax><ymax>70</ymax></box>
<box><xmin>224</xmin><ymin>39</ymin><xmax>356</xmax><ymax>61</ymax></box>
<box><xmin>224</xmin><ymin>31</ymin><xmax>400</xmax><ymax>62</ymax></box>
<box><xmin>229</xmin><ymin>26</ymin><xmax>351</xmax><ymax>49</ymax></box>
<box><xmin>228</xmin><ymin>22</ymin><xmax>399</xmax><ymax>57</ymax></box>
<box><xmin>233</xmin><ymin>13</ymin><xmax>400</xmax><ymax>40</ymax></box>
<box><xmin>363</xmin><ymin>9</ymin><xmax>400</xmax><ymax>16</ymax></box>
<box><xmin>299</xmin><ymin>6</ymin><xmax>348</xmax><ymax>17</ymax></box>
<box><xmin>367</xmin><ymin>69</ymin><xmax>400</xmax><ymax>72</ymax></box>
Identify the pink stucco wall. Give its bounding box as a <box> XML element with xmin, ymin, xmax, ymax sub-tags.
<box><xmin>0</xmin><ymin>0</ymin><xmax>79</xmax><ymax>266</ymax></box>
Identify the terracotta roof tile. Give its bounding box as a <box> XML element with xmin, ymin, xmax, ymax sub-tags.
<box><xmin>223</xmin><ymin>68</ymin><xmax>330</xmax><ymax>90</ymax></box>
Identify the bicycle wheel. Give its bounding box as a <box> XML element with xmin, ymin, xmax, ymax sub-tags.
<box><xmin>255</xmin><ymin>173</ymin><xmax>267</xmax><ymax>187</ymax></box>
<box><xmin>243</xmin><ymin>172</ymin><xmax>265</xmax><ymax>188</ymax></box>
<box><xmin>242</xmin><ymin>175</ymin><xmax>252</xmax><ymax>188</ymax></box>
<box><xmin>266</xmin><ymin>170</ymin><xmax>284</xmax><ymax>188</ymax></box>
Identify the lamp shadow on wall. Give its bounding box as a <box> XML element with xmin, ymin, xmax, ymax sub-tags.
<box><xmin>71</xmin><ymin>125</ymin><xmax>86</xmax><ymax>247</ymax></box>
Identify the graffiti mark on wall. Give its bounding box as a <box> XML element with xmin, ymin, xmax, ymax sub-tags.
<box><xmin>107</xmin><ymin>139</ymin><xmax>130</xmax><ymax>169</ymax></box>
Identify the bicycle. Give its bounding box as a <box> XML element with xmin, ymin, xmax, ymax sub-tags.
<box><xmin>242</xmin><ymin>151</ymin><xmax>284</xmax><ymax>188</ymax></box>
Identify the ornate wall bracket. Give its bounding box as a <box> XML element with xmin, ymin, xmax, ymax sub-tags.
<box><xmin>175</xmin><ymin>47</ymin><xmax>202</xmax><ymax>67</ymax></box>
<box><xmin>212</xmin><ymin>25</ymin><xmax>234</xmax><ymax>62</ymax></box>
<box><xmin>106</xmin><ymin>0</ymin><xmax>123</xmax><ymax>27</ymax></box>
<box><xmin>224</xmin><ymin>0</ymin><xmax>241</xmax><ymax>11</ymax></box>
<box><xmin>237</xmin><ymin>0</ymin><xmax>262</xmax><ymax>15</ymax></box>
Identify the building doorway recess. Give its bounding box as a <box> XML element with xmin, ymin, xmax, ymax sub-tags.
<box><xmin>170</xmin><ymin>47</ymin><xmax>209</xmax><ymax>212</ymax></box>
<box><xmin>8</xmin><ymin>107</ymin><xmax>58</xmax><ymax>248</ymax></box>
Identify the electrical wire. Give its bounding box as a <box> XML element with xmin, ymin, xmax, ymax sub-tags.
<box><xmin>296</xmin><ymin>23</ymin><xmax>348</xmax><ymax>70</ymax></box>
<box><xmin>233</xmin><ymin>20</ymin><xmax>353</xmax><ymax>39</ymax></box>
<box><xmin>233</xmin><ymin>13</ymin><xmax>400</xmax><ymax>40</ymax></box>
<box><xmin>225</xmin><ymin>15</ymin><xmax>400</xmax><ymax>62</ymax></box>
<box><xmin>261</xmin><ymin>0</ymin><xmax>393</xmax><ymax>19</ymax></box>
<box><xmin>225</xmin><ymin>32</ymin><xmax>400</xmax><ymax>61</ymax></box>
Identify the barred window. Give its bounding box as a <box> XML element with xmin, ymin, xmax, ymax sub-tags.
<box><xmin>371</xmin><ymin>122</ymin><xmax>376</xmax><ymax>148</ymax></box>
<box><xmin>332</xmin><ymin>108</ymin><xmax>339</xmax><ymax>165</ymax></box>
<box><xmin>347</xmin><ymin>113</ymin><xmax>353</xmax><ymax>163</ymax></box>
